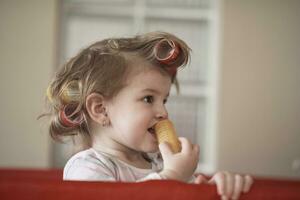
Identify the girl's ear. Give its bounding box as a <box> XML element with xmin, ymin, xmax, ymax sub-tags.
<box><xmin>85</xmin><ymin>93</ymin><xmax>108</xmax><ymax>124</ymax></box>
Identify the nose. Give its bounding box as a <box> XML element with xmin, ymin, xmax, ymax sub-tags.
<box><xmin>155</xmin><ymin>104</ymin><xmax>168</xmax><ymax>120</ymax></box>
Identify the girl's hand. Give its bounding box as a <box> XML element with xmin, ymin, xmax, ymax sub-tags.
<box><xmin>194</xmin><ymin>172</ymin><xmax>254</xmax><ymax>200</ymax></box>
<box><xmin>159</xmin><ymin>137</ymin><xmax>199</xmax><ymax>182</ymax></box>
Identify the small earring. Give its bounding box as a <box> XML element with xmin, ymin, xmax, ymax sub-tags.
<box><xmin>102</xmin><ymin>112</ymin><xmax>109</xmax><ymax>127</ymax></box>
<box><xmin>102</xmin><ymin>119</ymin><xmax>110</xmax><ymax>127</ymax></box>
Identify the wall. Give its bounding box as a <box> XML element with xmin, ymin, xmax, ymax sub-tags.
<box><xmin>218</xmin><ymin>0</ymin><xmax>300</xmax><ymax>178</ymax></box>
<box><xmin>1</xmin><ymin>0</ymin><xmax>300</xmax><ymax>179</ymax></box>
<box><xmin>0</xmin><ymin>0</ymin><xmax>57</xmax><ymax>168</ymax></box>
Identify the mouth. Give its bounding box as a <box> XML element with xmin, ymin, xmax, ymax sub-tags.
<box><xmin>148</xmin><ymin>127</ymin><xmax>156</xmax><ymax>135</ymax></box>
<box><xmin>148</xmin><ymin>126</ymin><xmax>158</xmax><ymax>144</ymax></box>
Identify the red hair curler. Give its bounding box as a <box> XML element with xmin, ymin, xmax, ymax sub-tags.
<box><xmin>59</xmin><ymin>104</ymin><xmax>84</xmax><ymax>128</ymax></box>
<box><xmin>154</xmin><ymin>39</ymin><xmax>180</xmax><ymax>65</ymax></box>
<box><xmin>154</xmin><ymin>39</ymin><xmax>180</xmax><ymax>77</ymax></box>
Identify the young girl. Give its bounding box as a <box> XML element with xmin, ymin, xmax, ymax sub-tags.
<box><xmin>45</xmin><ymin>32</ymin><xmax>253</xmax><ymax>200</ymax></box>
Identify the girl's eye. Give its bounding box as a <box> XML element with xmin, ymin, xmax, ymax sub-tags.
<box><xmin>143</xmin><ymin>96</ymin><xmax>154</xmax><ymax>104</ymax></box>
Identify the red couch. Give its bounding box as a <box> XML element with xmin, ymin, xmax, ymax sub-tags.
<box><xmin>0</xmin><ymin>168</ymin><xmax>300</xmax><ymax>200</ymax></box>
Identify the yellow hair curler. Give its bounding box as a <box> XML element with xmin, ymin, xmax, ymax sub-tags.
<box><xmin>46</xmin><ymin>85</ymin><xmax>53</xmax><ymax>103</ymax></box>
<box><xmin>60</xmin><ymin>80</ymin><xmax>81</xmax><ymax>104</ymax></box>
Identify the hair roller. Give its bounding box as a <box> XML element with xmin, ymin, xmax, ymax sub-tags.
<box><xmin>46</xmin><ymin>85</ymin><xmax>54</xmax><ymax>103</ymax></box>
<box><xmin>154</xmin><ymin>39</ymin><xmax>180</xmax><ymax>76</ymax></box>
<box><xmin>60</xmin><ymin>80</ymin><xmax>81</xmax><ymax>104</ymax></box>
<box><xmin>59</xmin><ymin>104</ymin><xmax>84</xmax><ymax>128</ymax></box>
<box><xmin>154</xmin><ymin>39</ymin><xmax>180</xmax><ymax>65</ymax></box>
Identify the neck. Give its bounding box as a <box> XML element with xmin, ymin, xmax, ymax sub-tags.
<box><xmin>91</xmin><ymin>129</ymin><xmax>151</xmax><ymax>169</ymax></box>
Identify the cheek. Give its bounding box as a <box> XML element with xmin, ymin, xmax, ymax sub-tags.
<box><xmin>109</xmin><ymin>106</ymin><xmax>139</xmax><ymax>130</ymax></box>
<box><xmin>108</xmin><ymin>99</ymin><xmax>152</xmax><ymax>131</ymax></box>
<box><xmin>121</xmin><ymin>111</ymin><xmax>148</xmax><ymax>131</ymax></box>
<box><xmin>115</xmin><ymin>110</ymin><xmax>151</xmax><ymax>141</ymax></box>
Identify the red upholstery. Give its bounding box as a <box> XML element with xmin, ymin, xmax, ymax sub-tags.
<box><xmin>0</xmin><ymin>168</ymin><xmax>300</xmax><ymax>200</ymax></box>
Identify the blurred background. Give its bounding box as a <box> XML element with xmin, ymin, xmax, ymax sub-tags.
<box><xmin>0</xmin><ymin>0</ymin><xmax>299</xmax><ymax>180</ymax></box>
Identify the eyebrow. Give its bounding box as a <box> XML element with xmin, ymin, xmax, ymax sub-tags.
<box><xmin>141</xmin><ymin>88</ymin><xmax>169</xmax><ymax>97</ymax></box>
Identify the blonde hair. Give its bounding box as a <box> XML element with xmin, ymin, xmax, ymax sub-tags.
<box><xmin>42</xmin><ymin>31</ymin><xmax>191</xmax><ymax>146</ymax></box>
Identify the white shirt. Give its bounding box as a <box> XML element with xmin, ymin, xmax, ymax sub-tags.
<box><xmin>63</xmin><ymin>148</ymin><xmax>164</xmax><ymax>182</ymax></box>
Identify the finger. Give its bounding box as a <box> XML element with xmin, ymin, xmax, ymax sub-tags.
<box><xmin>231</xmin><ymin>174</ymin><xmax>243</xmax><ymax>200</ymax></box>
<box><xmin>178</xmin><ymin>137</ymin><xmax>192</xmax><ymax>153</ymax></box>
<box><xmin>194</xmin><ymin>174</ymin><xmax>208</xmax><ymax>184</ymax></box>
<box><xmin>159</xmin><ymin>142</ymin><xmax>173</xmax><ymax>158</ymax></box>
<box><xmin>242</xmin><ymin>175</ymin><xmax>254</xmax><ymax>193</ymax></box>
<box><xmin>224</xmin><ymin>171</ymin><xmax>234</xmax><ymax>198</ymax></box>
<box><xmin>208</xmin><ymin>172</ymin><xmax>226</xmax><ymax>196</ymax></box>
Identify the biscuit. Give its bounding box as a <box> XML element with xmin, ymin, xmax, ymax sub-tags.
<box><xmin>155</xmin><ymin>119</ymin><xmax>181</xmax><ymax>153</ymax></box>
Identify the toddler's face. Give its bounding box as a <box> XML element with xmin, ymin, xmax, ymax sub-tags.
<box><xmin>106</xmin><ymin>67</ymin><xmax>172</xmax><ymax>153</ymax></box>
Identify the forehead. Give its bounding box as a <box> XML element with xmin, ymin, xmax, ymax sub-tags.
<box><xmin>125</xmin><ymin>65</ymin><xmax>172</xmax><ymax>93</ymax></box>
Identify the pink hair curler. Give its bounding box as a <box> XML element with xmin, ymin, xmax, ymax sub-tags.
<box><xmin>154</xmin><ymin>39</ymin><xmax>180</xmax><ymax>65</ymax></box>
<box><xmin>154</xmin><ymin>39</ymin><xmax>180</xmax><ymax>77</ymax></box>
<box><xmin>59</xmin><ymin>104</ymin><xmax>84</xmax><ymax>128</ymax></box>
